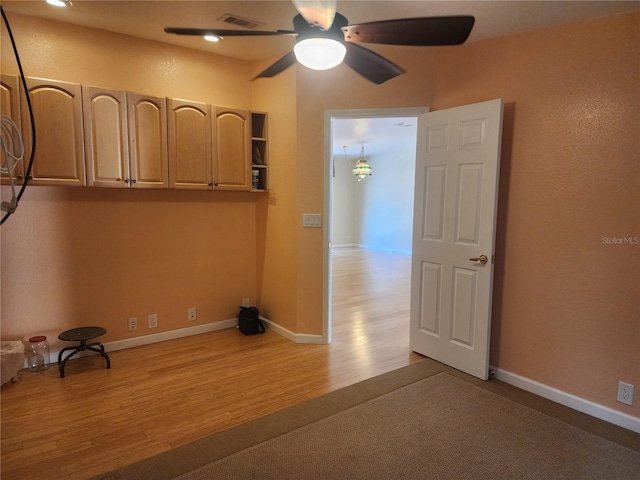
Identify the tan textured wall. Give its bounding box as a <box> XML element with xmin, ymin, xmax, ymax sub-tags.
<box><xmin>250</xmin><ymin>62</ymin><xmax>299</xmax><ymax>332</ymax></box>
<box><xmin>293</xmin><ymin>12</ymin><xmax>639</xmax><ymax>415</ymax></box>
<box><xmin>1</xmin><ymin>14</ymin><xmax>257</xmax><ymax>350</ymax></box>
<box><xmin>1</xmin><ymin>14</ymin><xmax>252</xmax><ymax>106</ymax></box>
<box><xmin>432</xmin><ymin>13</ymin><xmax>640</xmax><ymax>416</ymax></box>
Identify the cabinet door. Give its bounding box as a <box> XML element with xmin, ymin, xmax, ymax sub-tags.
<box><xmin>168</xmin><ymin>98</ymin><xmax>212</xmax><ymax>190</ymax></box>
<box><xmin>83</xmin><ymin>87</ymin><xmax>129</xmax><ymax>188</ymax></box>
<box><xmin>22</xmin><ymin>78</ymin><xmax>85</xmax><ymax>186</ymax></box>
<box><xmin>214</xmin><ymin>107</ymin><xmax>251</xmax><ymax>191</ymax></box>
<box><xmin>1</xmin><ymin>74</ymin><xmax>24</xmax><ymax>183</ymax></box>
<box><xmin>127</xmin><ymin>93</ymin><xmax>168</xmax><ymax>188</ymax></box>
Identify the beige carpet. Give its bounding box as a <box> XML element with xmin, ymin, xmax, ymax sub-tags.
<box><xmin>96</xmin><ymin>364</ymin><xmax>640</xmax><ymax>479</ymax></box>
<box><xmin>176</xmin><ymin>373</ymin><xmax>639</xmax><ymax>479</ymax></box>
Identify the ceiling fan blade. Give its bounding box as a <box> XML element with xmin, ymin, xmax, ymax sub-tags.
<box><xmin>292</xmin><ymin>0</ymin><xmax>337</xmax><ymax>30</ymax></box>
<box><xmin>165</xmin><ymin>27</ymin><xmax>296</xmax><ymax>37</ymax></box>
<box><xmin>252</xmin><ymin>51</ymin><xmax>297</xmax><ymax>80</ymax></box>
<box><xmin>342</xmin><ymin>16</ymin><xmax>475</xmax><ymax>46</ymax></box>
<box><xmin>343</xmin><ymin>43</ymin><xmax>406</xmax><ymax>85</ymax></box>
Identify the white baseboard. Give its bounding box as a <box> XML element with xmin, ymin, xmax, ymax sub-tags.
<box><xmin>106</xmin><ymin>318</ymin><xmax>239</xmax><ymax>352</ymax></box>
<box><xmin>354</xmin><ymin>244</ymin><xmax>412</xmax><ymax>255</ymax></box>
<box><xmin>49</xmin><ymin>318</ymin><xmax>238</xmax><ymax>363</ymax></box>
<box><xmin>331</xmin><ymin>243</ymin><xmax>356</xmax><ymax>249</ymax></box>
<box><xmin>331</xmin><ymin>244</ymin><xmax>412</xmax><ymax>255</ymax></box>
<box><xmin>47</xmin><ymin>317</ymin><xmax>326</xmax><ymax>367</ymax></box>
<box><xmin>491</xmin><ymin>366</ymin><xmax>640</xmax><ymax>433</ymax></box>
<box><xmin>261</xmin><ymin>317</ymin><xmax>327</xmax><ymax>345</ymax></box>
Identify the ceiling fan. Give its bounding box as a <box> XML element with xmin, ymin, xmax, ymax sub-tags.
<box><xmin>165</xmin><ymin>0</ymin><xmax>474</xmax><ymax>84</ymax></box>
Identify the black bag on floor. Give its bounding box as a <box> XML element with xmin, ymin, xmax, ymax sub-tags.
<box><xmin>238</xmin><ymin>306</ymin><xmax>265</xmax><ymax>335</ymax></box>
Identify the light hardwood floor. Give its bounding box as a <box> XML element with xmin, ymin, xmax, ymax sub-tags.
<box><xmin>1</xmin><ymin>247</ymin><xmax>421</xmax><ymax>480</ymax></box>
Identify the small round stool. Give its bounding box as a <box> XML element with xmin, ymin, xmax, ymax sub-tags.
<box><xmin>57</xmin><ymin>326</ymin><xmax>111</xmax><ymax>378</ymax></box>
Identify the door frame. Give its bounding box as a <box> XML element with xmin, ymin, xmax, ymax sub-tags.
<box><xmin>322</xmin><ymin>107</ymin><xmax>429</xmax><ymax>344</ymax></box>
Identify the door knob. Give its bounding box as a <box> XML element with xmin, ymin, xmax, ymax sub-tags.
<box><xmin>470</xmin><ymin>255</ymin><xmax>488</xmax><ymax>264</ymax></box>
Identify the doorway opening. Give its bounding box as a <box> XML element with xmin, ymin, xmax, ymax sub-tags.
<box><xmin>322</xmin><ymin>107</ymin><xmax>428</xmax><ymax>345</ymax></box>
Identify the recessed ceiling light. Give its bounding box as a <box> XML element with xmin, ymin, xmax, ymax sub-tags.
<box><xmin>46</xmin><ymin>0</ymin><xmax>72</xmax><ymax>7</ymax></box>
<box><xmin>204</xmin><ymin>35</ymin><xmax>221</xmax><ymax>42</ymax></box>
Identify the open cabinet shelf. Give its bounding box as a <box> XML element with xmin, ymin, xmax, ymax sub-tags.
<box><xmin>251</xmin><ymin>111</ymin><xmax>268</xmax><ymax>191</ymax></box>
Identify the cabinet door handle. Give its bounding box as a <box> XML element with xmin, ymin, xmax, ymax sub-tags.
<box><xmin>208</xmin><ymin>182</ymin><xmax>213</xmax><ymax>187</ymax></box>
<box><xmin>132</xmin><ymin>179</ymin><xmax>137</xmax><ymax>184</ymax></box>
<box><xmin>214</xmin><ymin>182</ymin><xmax>219</xmax><ymax>187</ymax></box>
<box><xmin>124</xmin><ymin>178</ymin><xmax>130</xmax><ymax>184</ymax></box>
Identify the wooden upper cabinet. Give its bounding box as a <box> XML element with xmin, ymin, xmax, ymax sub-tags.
<box><xmin>83</xmin><ymin>87</ymin><xmax>129</xmax><ymax>188</ymax></box>
<box><xmin>22</xmin><ymin>77</ymin><xmax>86</xmax><ymax>186</ymax></box>
<box><xmin>214</xmin><ymin>107</ymin><xmax>251</xmax><ymax>191</ymax></box>
<box><xmin>168</xmin><ymin>98</ymin><xmax>212</xmax><ymax>190</ymax></box>
<box><xmin>1</xmin><ymin>74</ymin><xmax>24</xmax><ymax>183</ymax></box>
<box><xmin>127</xmin><ymin>93</ymin><xmax>168</xmax><ymax>188</ymax></box>
<box><xmin>3</xmin><ymin>74</ymin><xmax>265</xmax><ymax>193</ymax></box>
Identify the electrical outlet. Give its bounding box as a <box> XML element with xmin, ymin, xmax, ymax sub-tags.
<box><xmin>617</xmin><ymin>381</ymin><xmax>634</xmax><ymax>406</ymax></box>
<box><xmin>128</xmin><ymin>317</ymin><xmax>138</xmax><ymax>331</ymax></box>
<box><xmin>242</xmin><ymin>298</ymin><xmax>251</xmax><ymax>307</ymax></box>
<box><xmin>188</xmin><ymin>307</ymin><xmax>197</xmax><ymax>321</ymax></box>
<box><xmin>148</xmin><ymin>313</ymin><xmax>158</xmax><ymax>329</ymax></box>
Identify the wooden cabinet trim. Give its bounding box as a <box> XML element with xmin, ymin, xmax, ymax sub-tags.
<box><xmin>213</xmin><ymin>107</ymin><xmax>251</xmax><ymax>191</ymax></box>
<box><xmin>83</xmin><ymin>86</ymin><xmax>129</xmax><ymax>188</ymax></box>
<box><xmin>168</xmin><ymin>98</ymin><xmax>213</xmax><ymax>190</ymax></box>
<box><xmin>127</xmin><ymin>92</ymin><xmax>169</xmax><ymax>189</ymax></box>
<box><xmin>22</xmin><ymin>77</ymin><xmax>86</xmax><ymax>186</ymax></box>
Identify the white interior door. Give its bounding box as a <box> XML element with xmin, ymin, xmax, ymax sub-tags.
<box><xmin>410</xmin><ymin>99</ymin><xmax>503</xmax><ymax>380</ymax></box>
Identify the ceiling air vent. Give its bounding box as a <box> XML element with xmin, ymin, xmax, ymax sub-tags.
<box><xmin>217</xmin><ymin>13</ymin><xmax>264</xmax><ymax>29</ymax></box>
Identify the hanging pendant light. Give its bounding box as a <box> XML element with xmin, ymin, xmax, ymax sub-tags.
<box><xmin>352</xmin><ymin>144</ymin><xmax>372</xmax><ymax>180</ymax></box>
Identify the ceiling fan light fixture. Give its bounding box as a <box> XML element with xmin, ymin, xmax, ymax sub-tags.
<box><xmin>293</xmin><ymin>38</ymin><xmax>346</xmax><ymax>71</ymax></box>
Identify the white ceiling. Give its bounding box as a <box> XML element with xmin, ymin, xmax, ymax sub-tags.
<box><xmin>333</xmin><ymin>117</ymin><xmax>418</xmax><ymax>159</ymax></box>
<box><xmin>2</xmin><ymin>0</ymin><xmax>637</xmax><ymax>158</ymax></box>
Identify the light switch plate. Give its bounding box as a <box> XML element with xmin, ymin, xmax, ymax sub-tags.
<box><xmin>303</xmin><ymin>213</ymin><xmax>322</xmax><ymax>228</ymax></box>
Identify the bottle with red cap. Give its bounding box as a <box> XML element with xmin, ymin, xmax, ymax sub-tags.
<box><xmin>26</xmin><ymin>336</ymin><xmax>50</xmax><ymax>372</ymax></box>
